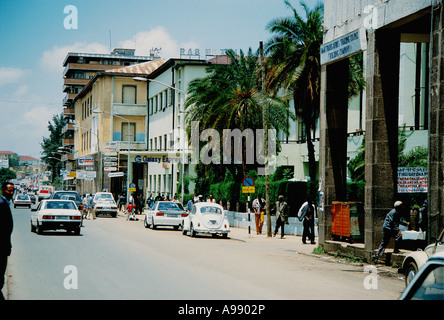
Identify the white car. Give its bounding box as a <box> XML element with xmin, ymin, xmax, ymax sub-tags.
<box><xmin>94</xmin><ymin>198</ymin><xmax>118</xmax><ymax>217</ymax></box>
<box><xmin>401</xmin><ymin>228</ymin><xmax>444</xmax><ymax>286</ymax></box>
<box><xmin>144</xmin><ymin>201</ymin><xmax>188</xmax><ymax>230</ymax></box>
<box><xmin>31</xmin><ymin>199</ymin><xmax>82</xmax><ymax>235</ymax></box>
<box><xmin>182</xmin><ymin>202</ymin><xmax>230</xmax><ymax>238</ymax></box>
<box><xmin>399</xmin><ymin>251</ymin><xmax>444</xmax><ymax>300</ymax></box>
<box><xmin>14</xmin><ymin>194</ymin><xmax>31</xmax><ymax>208</ymax></box>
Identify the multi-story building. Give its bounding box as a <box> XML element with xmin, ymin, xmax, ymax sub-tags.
<box><xmin>61</xmin><ymin>48</ymin><xmax>156</xmax><ymax>189</ymax></box>
<box><xmin>73</xmin><ymin>59</ymin><xmax>165</xmax><ymax>196</ymax></box>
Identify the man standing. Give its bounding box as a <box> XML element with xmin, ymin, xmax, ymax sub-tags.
<box><xmin>0</xmin><ymin>182</ymin><xmax>14</xmax><ymax>300</ymax></box>
<box><xmin>252</xmin><ymin>194</ymin><xmax>266</xmax><ymax>234</ymax></box>
<box><xmin>373</xmin><ymin>201</ymin><xmax>409</xmax><ymax>263</ymax></box>
<box><xmin>298</xmin><ymin>199</ymin><xmax>316</xmax><ymax>244</ymax></box>
<box><xmin>272</xmin><ymin>195</ymin><xmax>288</xmax><ymax>239</ymax></box>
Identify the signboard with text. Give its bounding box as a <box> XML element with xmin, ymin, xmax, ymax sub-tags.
<box><xmin>398</xmin><ymin>167</ymin><xmax>428</xmax><ymax>193</ymax></box>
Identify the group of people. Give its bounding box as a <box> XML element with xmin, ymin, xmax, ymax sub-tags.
<box><xmin>251</xmin><ymin>194</ymin><xmax>316</xmax><ymax>243</ymax></box>
<box><xmin>81</xmin><ymin>194</ymin><xmax>96</xmax><ymax>220</ymax></box>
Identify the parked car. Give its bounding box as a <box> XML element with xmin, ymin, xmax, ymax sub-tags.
<box><xmin>30</xmin><ymin>199</ymin><xmax>82</xmax><ymax>235</ymax></box>
<box><xmin>399</xmin><ymin>251</ymin><xmax>444</xmax><ymax>300</ymax></box>
<box><xmin>14</xmin><ymin>194</ymin><xmax>31</xmax><ymax>208</ymax></box>
<box><xmin>182</xmin><ymin>202</ymin><xmax>230</xmax><ymax>238</ymax></box>
<box><xmin>401</xmin><ymin>228</ymin><xmax>444</xmax><ymax>286</ymax></box>
<box><xmin>51</xmin><ymin>190</ymin><xmax>83</xmax><ymax>211</ymax></box>
<box><xmin>144</xmin><ymin>201</ymin><xmax>188</xmax><ymax>230</ymax></box>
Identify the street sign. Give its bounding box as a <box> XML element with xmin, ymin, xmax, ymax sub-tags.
<box><xmin>242</xmin><ymin>177</ymin><xmax>255</xmax><ymax>187</ymax></box>
<box><xmin>242</xmin><ymin>177</ymin><xmax>255</xmax><ymax>194</ymax></box>
<box><xmin>104</xmin><ymin>162</ymin><xmax>117</xmax><ymax>167</ymax></box>
<box><xmin>108</xmin><ymin>172</ymin><xmax>124</xmax><ymax>178</ymax></box>
<box><xmin>129</xmin><ymin>183</ymin><xmax>136</xmax><ymax>192</ymax></box>
<box><xmin>242</xmin><ymin>186</ymin><xmax>255</xmax><ymax>193</ymax></box>
<box><xmin>104</xmin><ymin>167</ymin><xmax>117</xmax><ymax>171</ymax></box>
<box><xmin>103</xmin><ymin>157</ymin><xmax>117</xmax><ymax>162</ymax></box>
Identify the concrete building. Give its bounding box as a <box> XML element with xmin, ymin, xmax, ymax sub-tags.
<box><xmin>61</xmin><ymin>48</ymin><xmax>155</xmax><ymax>189</ymax></box>
<box><xmin>319</xmin><ymin>0</ymin><xmax>443</xmax><ymax>260</ymax></box>
<box><xmin>73</xmin><ymin>59</ymin><xmax>165</xmax><ymax>196</ymax></box>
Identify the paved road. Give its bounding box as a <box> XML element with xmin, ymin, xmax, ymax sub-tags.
<box><xmin>5</xmin><ymin>206</ymin><xmax>405</xmax><ymax>300</ymax></box>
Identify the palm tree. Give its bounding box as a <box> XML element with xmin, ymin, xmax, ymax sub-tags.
<box><xmin>265</xmin><ymin>0</ymin><xmax>365</xmax><ymax>181</ymax></box>
<box><xmin>185</xmin><ymin>48</ymin><xmax>294</xmax><ymax>182</ymax></box>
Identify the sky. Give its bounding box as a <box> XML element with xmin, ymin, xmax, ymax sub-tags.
<box><xmin>0</xmin><ymin>0</ymin><xmax>322</xmax><ymax>159</ymax></box>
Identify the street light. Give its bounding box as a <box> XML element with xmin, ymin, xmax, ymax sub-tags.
<box><xmin>93</xmin><ymin>109</ymin><xmax>131</xmax><ymax>207</ymax></box>
<box><xmin>133</xmin><ymin>76</ymin><xmax>187</xmax><ymax>204</ymax></box>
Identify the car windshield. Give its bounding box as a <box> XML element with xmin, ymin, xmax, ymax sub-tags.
<box><xmin>53</xmin><ymin>192</ymin><xmax>80</xmax><ymax>201</ymax></box>
<box><xmin>158</xmin><ymin>202</ymin><xmax>184</xmax><ymax>210</ymax></box>
<box><xmin>97</xmin><ymin>199</ymin><xmax>115</xmax><ymax>204</ymax></box>
<box><xmin>411</xmin><ymin>264</ymin><xmax>444</xmax><ymax>300</ymax></box>
<box><xmin>96</xmin><ymin>194</ymin><xmax>113</xmax><ymax>200</ymax></box>
<box><xmin>17</xmin><ymin>195</ymin><xmax>29</xmax><ymax>200</ymax></box>
<box><xmin>45</xmin><ymin>201</ymin><xmax>76</xmax><ymax>210</ymax></box>
<box><xmin>200</xmin><ymin>206</ymin><xmax>222</xmax><ymax>214</ymax></box>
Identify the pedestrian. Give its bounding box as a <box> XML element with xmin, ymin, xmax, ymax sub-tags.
<box><xmin>252</xmin><ymin>194</ymin><xmax>266</xmax><ymax>234</ymax></box>
<box><xmin>373</xmin><ymin>201</ymin><xmax>409</xmax><ymax>263</ymax></box>
<box><xmin>87</xmin><ymin>194</ymin><xmax>96</xmax><ymax>220</ymax></box>
<box><xmin>147</xmin><ymin>193</ymin><xmax>154</xmax><ymax>208</ymax></box>
<box><xmin>298</xmin><ymin>199</ymin><xmax>317</xmax><ymax>244</ymax></box>
<box><xmin>419</xmin><ymin>199</ymin><xmax>428</xmax><ymax>232</ymax></box>
<box><xmin>0</xmin><ymin>181</ymin><xmax>14</xmax><ymax>300</ymax></box>
<box><xmin>82</xmin><ymin>194</ymin><xmax>88</xmax><ymax>219</ymax></box>
<box><xmin>272</xmin><ymin>195</ymin><xmax>288</xmax><ymax>239</ymax></box>
<box><xmin>186</xmin><ymin>197</ymin><xmax>194</xmax><ymax>211</ymax></box>
<box><xmin>207</xmin><ymin>194</ymin><xmax>215</xmax><ymax>203</ymax></box>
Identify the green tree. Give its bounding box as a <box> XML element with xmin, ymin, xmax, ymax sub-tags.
<box><xmin>265</xmin><ymin>1</ymin><xmax>365</xmax><ymax>181</ymax></box>
<box><xmin>185</xmin><ymin>48</ymin><xmax>294</xmax><ymax>182</ymax></box>
<box><xmin>40</xmin><ymin>113</ymin><xmax>66</xmax><ymax>183</ymax></box>
<box><xmin>0</xmin><ymin>168</ymin><xmax>16</xmax><ymax>186</ymax></box>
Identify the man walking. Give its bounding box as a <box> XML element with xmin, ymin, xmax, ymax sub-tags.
<box><xmin>252</xmin><ymin>194</ymin><xmax>266</xmax><ymax>234</ymax></box>
<box><xmin>272</xmin><ymin>195</ymin><xmax>288</xmax><ymax>239</ymax></box>
<box><xmin>373</xmin><ymin>201</ymin><xmax>409</xmax><ymax>263</ymax></box>
<box><xmin>298</xmin><ymin>199</ymin><xmax>317</xmax><ymax>244</ymax></box>
<box><xmin>0</xmin><ymin>182</ymin><xmax>14</xmax><ymax>300</ymax></box>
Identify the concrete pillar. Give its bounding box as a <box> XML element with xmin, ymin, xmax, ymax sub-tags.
<box><xmin>364</xmin><ymin>30</ymin><xmax>401</xmax><ymax>259</ymax></box>
<box><xmin>319</xmin><ymin>59</ymin><xmax>349</xmax><ymax>245</ymax></box>
<box><xmin>428</xmin><ymin>2</ymin><xmax>444</xmax><ymax>241</ymax></box>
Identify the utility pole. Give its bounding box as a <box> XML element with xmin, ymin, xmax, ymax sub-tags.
<box><xmin>260</xmin><ymin>41</ymin><xmax>272</xmax><ymax>237</ymax></box>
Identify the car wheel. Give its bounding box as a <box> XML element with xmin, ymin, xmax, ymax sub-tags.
<box><xmin>182</xmin><ymin>222</ymin><xmax>187</xmax><ymax>235</ymax></box>
<box><xmin>30</xmin><ymin>222</ymin><xmax>36</xmax><ymax>233</ymax></box>
<box><xmin>405</xmin><ymin>261</ymin><xmax>418</xmax><ymax>286</ymax></box>
<box><xmin>36</xmin><ymin>224</ymin><xmax>43</xmax><ymax>235</ymax></box>
<box><xmin>151</xmin><ymin>217</ymin><xmax>157</xmax><ymax>230</ymax></box>
<box><xmin>190</xmin><ymin>223</ymin><xmax>196</xmax><ymax>237</ymax></box>
<box><xmin>144</xmin><ymin>217</ymin><xmax>150</xmax><ymax>228</ymax></box>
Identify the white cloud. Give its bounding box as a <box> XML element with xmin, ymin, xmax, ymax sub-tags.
<box><xmin>118</xmin><ymin>26</ymin><xmax>199</xmax><ymax>59</ymax></box>
<box><xmin>39</xmin><ymin>42</ymin><xmax>109</xmax><ymax>73</ymax></box>
<box><xmin>0</xmin><ymin>67</ymin><xmax>31</xmax><ymax>87</ymax></box>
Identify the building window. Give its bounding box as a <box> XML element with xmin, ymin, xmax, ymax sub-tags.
<box><xmin>121</xmin><ymin>122</ymin><xmax>136</xmax><ymax>142</ymax></box>
<box><xmin>122</xmin><ymin>85</ymin><xmax>137</xmax><ymax>104</ymax></box>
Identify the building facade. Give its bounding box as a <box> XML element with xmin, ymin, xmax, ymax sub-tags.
<box><xmin>319</xmin><ymin>0</ymin><xmax>443</xmax><ymax>259</ymax></box>
<box><xmin>61</xmin><ymin>48</ymin><xmax>155</xmax><ymax>189</ymax></box>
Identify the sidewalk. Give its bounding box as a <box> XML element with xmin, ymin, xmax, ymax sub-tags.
<box><xmin>226</xmin><ymin>226</ymin><xmax>403</xmax><ymax>278</ymax></box>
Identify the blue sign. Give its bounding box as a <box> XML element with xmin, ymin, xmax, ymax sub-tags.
<box><xmin>243</xmin><ymin>177</ymin><xmax>255</xmax><ymax>187</ymax></box>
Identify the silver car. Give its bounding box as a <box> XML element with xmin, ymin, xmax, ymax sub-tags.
<box><xmin>144</xmin><ymin>201</ymin><xmax>188</xmax><ymax>230</ymax></box>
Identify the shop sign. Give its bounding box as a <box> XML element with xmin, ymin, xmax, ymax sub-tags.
<box><xmin>321</xmin><ymin>28</ymin><xmax>367</xmax><ymax>65</ymax></box>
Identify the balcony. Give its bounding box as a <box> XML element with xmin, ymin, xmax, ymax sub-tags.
<box><xmin>63</xmin><ymin>107</ymin><xmax>75</xmax><ymax>116</ymax></box>
<box><xmin>63</xmin><ymin>93</ymin><xmax>77</xmax><ymax>106</ymax></box>
<box><xmin>62</xmin><ymin>123</ymin><xmax>75</xmax><ymax>135</ymax></box>
<box><xmin>116</xmin><ymin>141</ymin><xmax>146</xmax><ymax>152</ymax></box>
<box><xmin>63</xmin><ymin>138</ymin><xmax>74</xmax><ymax>147</ymax></box>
